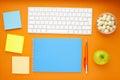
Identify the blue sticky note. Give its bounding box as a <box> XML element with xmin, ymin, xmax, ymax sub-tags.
<box><xmin>3</xmin><ymin>10</ymin><xmax>21</xmax><ymax>30</ymax></box>
<box><xmin>33</xmin><ymin>38</ymin><xmax>82</xmax><ymax>72</ymax></box>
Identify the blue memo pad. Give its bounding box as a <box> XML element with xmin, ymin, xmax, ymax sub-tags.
<box><xmin>3</xmin><ymin>10</ymin><xmax>21</xmax><ymax>30</ymax></box>
<box><xmin>33</xmin><ymin>38</ymin><xmax>82</xmax><ymax>72</ymax></box>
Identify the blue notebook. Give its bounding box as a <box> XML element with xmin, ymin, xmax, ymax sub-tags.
<box><xmin>33</xmin><ymin>38</ymin><xmax>82</xmax><ymax>72</ymax></box>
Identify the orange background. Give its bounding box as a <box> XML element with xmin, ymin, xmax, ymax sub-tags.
<box><xmin>0</xmin><ymin>0</ymin><xmax>120</xmax><ymax>80</ymax></box>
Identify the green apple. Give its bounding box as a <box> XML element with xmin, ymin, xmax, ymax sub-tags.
<box><xmin>94</xmin><ymin>50</ymin><xmax>109</xmax><ymax>65</ymax></box>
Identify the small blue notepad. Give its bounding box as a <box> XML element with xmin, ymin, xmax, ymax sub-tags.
<box><xmin>33</xmin><ymin>38</ymin><xmax>82</xmax><ymax>72</ymax></box>
<box><xmin>3</xmin><ymin>10</ymin><xmax>21</xmax><ymax>30</ymax></box>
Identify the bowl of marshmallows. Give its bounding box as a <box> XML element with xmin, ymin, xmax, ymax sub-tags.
<box><xmin>97</xmin><ymin>13</ymin><xmax>117</xmax><ymax>34</ymax></box>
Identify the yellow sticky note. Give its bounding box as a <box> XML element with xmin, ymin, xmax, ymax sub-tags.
<box><xmin>5</xmin><ymin>34</ymin><xmax>24</xmax><ymax>53</ymax></box>
<box><xmin>12</xmin><ymin>56</ymin><xmax>29</xmax><ymax>74</ymax></box>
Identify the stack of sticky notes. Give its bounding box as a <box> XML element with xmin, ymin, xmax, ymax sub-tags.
<box><xmin>3</xmin><ymin>10</ymin><xmax>22</xmax><ymax>30</ymax></box>
<box><xmin>3</xmin><ymin>10</ymin><xmax>30</xmax><ymax>74</ymax></box>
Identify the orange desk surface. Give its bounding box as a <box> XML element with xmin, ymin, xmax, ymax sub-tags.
<box><xmin>0</xmin><ymin>0</ymin><xmax>120</xmax><ymax>80</ymax></box>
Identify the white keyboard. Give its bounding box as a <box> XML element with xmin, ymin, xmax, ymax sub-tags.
<box><xmin>28</xmin><ymin>7</ymin><xmax>92</xmax><ymax>34</ymax></box>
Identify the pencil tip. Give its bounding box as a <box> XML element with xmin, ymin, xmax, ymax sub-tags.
<box><xmin>86</xmin><ymin>71</ymin><xmax>88</xmax><ymax>74</ymax></box>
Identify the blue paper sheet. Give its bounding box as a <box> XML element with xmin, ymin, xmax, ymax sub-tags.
<box><xmin>3</xmin><ymin>10</ymin><xmax>21</xmax><ymax>30</ymax></box>
<box><xmin>33</xmin><ymin>38</ymin><xmax>82</xmax><ymax>72</ymax></box>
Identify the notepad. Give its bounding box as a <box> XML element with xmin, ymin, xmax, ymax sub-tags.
<box><xmin>33</xmin><ymin>38</ymin><xmax>82</xmax><ymax>72</ymax></box>
<box><xmin>12</xmin><ymin>56</ymin><xmax>29</xmax><ymax>74</ymax></box>
<box><xmin>5</xmin><ymin>34</ymin><xmax>24</xmax><ymax>53</ymax></box>
<box><xmin>3</xmin><ymin>10</ymin><xmax>21</xmax><ymax>30</ymax></box>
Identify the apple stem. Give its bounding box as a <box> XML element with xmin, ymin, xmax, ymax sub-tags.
<box><xmin>101</xmin><ymin>55</ymin><xmax>104</xmax><ymax>59</ymax></box>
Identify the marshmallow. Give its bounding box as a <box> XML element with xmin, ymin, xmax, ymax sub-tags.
<box><xmin>111</xmin><ymin>17</ymin><xmax>115</xmax><ymax>21</ymax></box>
<box><xmin>108</xmin><ymin>21</ymin><xmax>112</xmax><ymax>26</ymax></box>
<box><xmin>102</xmin><ymin>25</ymin><xmax>106</xmax><ymax>30</ymax></box>
<box><xmin>104</xmin><ymin>21</ymin><xmax>108</xmax><ymax>26</ymax></box>
<box><xmin>98</xmin><ymin>26</ymin><xmax>103</xmax><ymax>30</ymax></box>
<box><xmin>112</xmin><ymin>25</ymin><xmax>116</xmax><ymax>29</ymax></box>
<box><xmin>104</xmin><ymin>29</ymin><xmax>109</xmax><ymax>33</ymax></box>
<box><xmin>97</xmin><ymin>19</ymin><xmax>101</xmax><ymax>23</ymax></box>
<box><xmin>106</xmin><ymin>17</ymin><xmax>111</xmax><ymax>21</ymax></box>
<box><xmin>98</xmin><ymin>21</ymin><xmax>104</xmax><ymax>26</ymax></box>
<box><xmin>99</xmin><ymin>17</ymin><xmax>103</xmax><ymax>21</ymax></box>
<box><xmin>107</xmin><ymin>15</ymin><xmax>111</xmax><ymax>19</ymax></box>
<box><xmin>106</xmin><ymin>26</ymin><xmax>110</xmax><ymax>30</ymax></box>
<box><xmin>103</xmin><ymin>14</ymin><xmax>107</xmax><ymax>19</ymax></box>
<box><xmin>111</xmin><ymin>21</ymin><xmax>115</xmax><ymax>26</ymax></box>
<box><xmin>102</xmin><ymin>16</ymin><xmax>106</xmax><ymax>21</ymax></box>
<box><xmin>109</xmin><ymin>27</ymin><xmax>113</xmax><ymax>31</ymax></box>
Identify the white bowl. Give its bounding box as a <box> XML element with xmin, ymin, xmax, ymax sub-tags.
<box><xmin>97</xmin><ymin>13</ymin><xmax>117</xmax><ymax>34</ymax></box>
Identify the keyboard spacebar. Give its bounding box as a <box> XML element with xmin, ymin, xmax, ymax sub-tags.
<box><xmin>46</xmin><ymin>29</ymin><xmax>68</xmax><ymax>34</ymax></box>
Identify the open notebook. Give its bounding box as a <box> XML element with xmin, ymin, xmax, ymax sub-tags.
<box><xmin>33</xmin><ymin>38</ymin><xmax>82</xmax><ymax>72</ymax></box>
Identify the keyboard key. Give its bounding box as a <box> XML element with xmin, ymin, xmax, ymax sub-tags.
<box><xmin>28</xmin><ymin>25</ymin><xmax>34</xmax><ymax>28</ymax></box>
<box><xmin>28</xmin><ymin>7</ymin><xmax>34</xmax><ymax>11</ymax></box>
<box><xmin>36</xmin><ymin>29</ymin><xmax>41</xmax><ymax>33</ymax></box>
<box><xmin>28</xmin><ymin>29</ymin><xmax>32</xmax><ymax>33</ymax></box>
